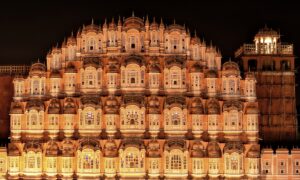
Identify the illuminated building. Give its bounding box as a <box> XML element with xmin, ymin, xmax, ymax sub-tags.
<box><xmin>0</xmin><ymin>14</ymin><xmax>298</xmax><ymax>180</ymax></box>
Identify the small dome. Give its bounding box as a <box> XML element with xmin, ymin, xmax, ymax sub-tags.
<box><xmin>224</xmin><ymin>142</ymin><xmax>244</xmax><ymax>154</ymax></box>
<box><xmin>108</xmin><ymin>18</ymin><xmax>117</xmax><ymax>30</ymax></box>
<box><xmin>190</xmin><ymin>63</ymin><xmax>203</xmax><ymax>73</ymax></box>
<box><xmin>45</xmin><ymin>141</ymin><xmax>60</xmax><ymax>156</ymax></box>
<box><xmin>26</xmin><ymin>100</ymin><xmax>44</xmax><ymax>111</ymax></box>
<box><xmin>191</xmin><ymin>141</ymin><xmax>205</xmax><ymax>158</ymax></box>
<box><xmin>24</xmin><ymin>142</ymin><xmax>42</xmax><ymax>153</ymax></box>
<box><xmin>205</xmin><ymin>69</ymin><xmax>218</xmax><ymax>78</ymax></box>
<box><xmin>149</xmin><ymin>64</ymin><xmax>161</xmax><ymax>73</ymax></box>
<box><xmin>107</xmin><ymin>64</ymin><xmax>119</xmax><ymax>73</ymax></box>
<box><xmin>50</xmin><ymin>70</ymin><xmax>61</xmax><ymax>78</ymax></box>
<box><xmin>83</xmin><ymin>57</ymin><xmax>100</xmax><ymax>69</ymax></box>
<box><xmin>81</xmin><ymin>96</ymin><xmax>100</xmax><ymax>107</ymax></box>
<box><xmin>29</xmin><ymin>62</ymin><xmax>46</xmax><ymax>76</ymax></box>
<box><xmin>79</xmin><ymin>138</ymin><xmax>101</xmax><ymax>151</ymax></box>
<box><xmin>8</xmin><ymin>143</ymin><xmax>21</xmax><ymax>156</ymax></box>
<box><xmin>245</xmin><ymin>103</ymin><xmax>259</xmax><ymax>114</ymax></box>
<box><xmin>207</xmin><ymin>141</ymin><xmax>222</xmax><ymax>158</ymax></box>
<box><xmin>104</xmin><ymin>96</ymin><xmax>119</xmax><ymax>114</ymax></box>
<box><xmin>256</xmin><ymin>26</ymin><xmax>279</xmax><ymax>37</ymax></box>
<box><xmin>247</xmin><ymin>144</ymin><xmax>260</xmax><ymax>158</ymax></box>
<box><xmin>206</xmin><ymin>98</ymin><xmax>220</xmax><ymax>114</ymax></box>
<box><xmin>147</xmin><ymin>140</ymin><xmax>161</xmax><ymax>157</ymax></box>
<box><xmin>48</xmin><ymin>98</ymin><xmax>61</xmax><ymax>114</ymax></box>
<box><xmin>104</xmin><ymin>140</ymin><xmax>118</xmax><ymax>157</ymax></box>
<box><xmin>83</xmin><ymin>20</ymin><xmax>99</xmax><ymax>33</ymax></box>
<box><xmin>123</xmin><ymin>14</ymin><xmax>144</xmax><ymax>30</ymax></box>
<box><xmin>190</xmin><ymin>98</ymin><xmax>204</xmax><ymax>114</ymax></box>
<box><xmin>65</xmin><ymin>63</ymin><xmax>77</xmax><ymax>73</ymax></box>
<box><xmin>64</xmin><ymin>98</ymin><xmax>77</xmax><ymax>114</ymax></box>
<box><xmin>61</xmin><ymin>139</ymin><xmax>74</xmax><ymax>156</ymax></box>
<box><xmin>223</xmin><ymin>100</ymin><xmax>243</xmax><ymax>112</ymax></box>
<box><xmin>11</xmin><ymin>103</ymin><xmax>23</xmax><ymax>114</ymax></box>
<box><xmin>222</xmin><ymin>61</ymin><xmax>240</xmax><ymax>76</ymax></box>
<box><xmin>166</xmin><ymin>23</ymin><xmax>185</xmax><ymax>32</ymax></box>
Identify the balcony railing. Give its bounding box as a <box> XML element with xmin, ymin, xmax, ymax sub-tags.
<box><xmin>235</xmin><ymin>43</ymin><xmax>293</xmax><ymax>57</ymax></box>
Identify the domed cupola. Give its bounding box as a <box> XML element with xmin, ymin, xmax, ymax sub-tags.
<box><xmin>65</xmin><ymin>63</ymin><xmax>77</xmax><ymax>73</ymax></box>
<box><xmin>24</xmin><ymin>141</ymin><xmax>42</xmax><ymax>153</ymax></box>
<box><xmin>223</xmin><ymin>100</ymin><xmax>243</xmax><ymax>112</ymax></box>
<box><xmin>63</xmin><ymin>97</ymin><xmax>77</xmax><ymax>114</ymax></box>
<box><xmin>80</xmin><ymin>95</ymin><xmax>100</xmax><ymax>109</ymax></box>
<box><xmin>8</xmin><ymin>143</ymin><xmax>21</xmax><ymax>156</ymax></box>
<box><xmin>222</xmin><ymin>61</ymin><xmax>240</xmax><ymax>77</ymax></box>
<box><xmin>104</xmin><ymin>139</ymin><xmax>118</xmax><ymax>157</ymax></box>
<box><xmin>104</xmin><ymin>96</ymin><xmax>119</xmax><ymax>114</ymax></box>
<box><xmin>190</xmin><ymin>97</ymin><xmax>204</xmax><ymax>114</ymax></box>
<box><xmin>29</xmin><ymin>62</ymin><xmax>46</xmax><ymax>77</ymax></box>
<box><xmin>10</xmin><ymin>102</ymin><xmax>24</xmax><ymax>114</ymax></box>
<box><xmin>246</xmin><ymin>144</ymin><xmax>260</xmax><ymax>158</ymax></box>
<box><xmin>149</xmin><ymin>63</ymin><xmax>161</xmax><ymax>73</ymax></box>
<box><xmin>206</xmin><ymin>98</ymin><xmax>220</xmax><ymax>114</ymax></box>
<box><xmin>50</xmin><ymin>69</ymin><xmax>62</xmax><ymax>78</ymax></box>
<box><xmin>223</xmin><ymin>141</ymin><xmax>244</xmax><ymax>154</ymax></box>
<box><xmin>61</xmin><ymin>139</ymin><xmax>74</xmax><ymax>156</ymax></box>
<box><xmin>48</xmin><ymin>98</ymin><xmax>61</xmax><ymax>114</ymax></box>
<box><xmin>207</xmin><ymin>141</ymin><xmax>222</xmax><ymax>158</ymax></box>
<box><xmin>123</xmin><ymin>12</ymin><xmax>144</xmax><ymax>31</ymax></box>
<box><xmin>82</xmin><ymin>19</ymin><xmax>99</xmax><ymax>34</ymax></box>
<box><xmin>205</xmin><ymin>69</ymin><xmax>218</xmax><ymax>78</ymax></box>
<box><xmin>45</xmin><ymin>141</ymin><xmax>60</xmax><ymax>156</ymax></box>
<box><xmin>190</xmin><ymin>63</ymin><xmax>203</xmax><ymax>73</ymax></box>
<box><xmin>26</xmin><ymin>100</ymin><xmax>45</xmax><ymax>112</ymax></box>
<box><xmin>147</xmin><ymin>139</ymin><xmax>161</xmax><ymax>157</ymax></box>
<box><xmin>190</xmin><ymin>141</ymin><xmax>205</xmax><ymax>158</ymax></box>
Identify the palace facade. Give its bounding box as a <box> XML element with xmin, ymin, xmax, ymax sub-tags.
<box><xmin>0</xmin><ymin>14</ymin><xmax>298</xmax><ymax>180</ymax></box>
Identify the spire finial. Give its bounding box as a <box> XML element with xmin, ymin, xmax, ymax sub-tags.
<box><xmin>71</xmin><ymin>31</ymin><xmax>74</xmax><ymax>37</ymax></box>
<box><xmin>194</xmin><ymin>30</ymin><xmax>197</xmax><ymax>37</ymax></box>
<box><xmin>132</xmin><ymin>11</ymin><xmax>135</xmax><ymax>17</ymax></box>
<box><xmin>37</xmin><ymin>58</ymin><xmax>40</xmax><ymax>63</ymax></box>
<box><xmin>91</xmin><ymin>18</ymin><xmax>94</xmax><ymax>25</ymax></box>
<box><xmin>229</xmin><ymin>58</ymin><xmax>231</xmax><ymax>62</ymax></box>
<box><xmin>173</xmin><ymin>19</ymin><xmax>176</xmax><ymax>24</ymax></box>
<box><xmin>118</xmin><ymin>16</ymin><xmax>122</xmax><ymax>26</ymax></box>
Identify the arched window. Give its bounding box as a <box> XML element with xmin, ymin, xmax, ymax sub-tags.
<box><xmin>120</xmin><ymin>147</ymin><xmax>145</xmax><ymax>172</ymax></box>
<box><xmin>166</xmin><ymin>149</ymin><xmax>187</xmax><ymax>173</ymax></box>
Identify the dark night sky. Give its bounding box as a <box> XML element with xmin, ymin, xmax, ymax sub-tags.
<box><xmin>0</xmin><ymin>0</ymin><xmax>299</xmax><ymax>64</ymax></box>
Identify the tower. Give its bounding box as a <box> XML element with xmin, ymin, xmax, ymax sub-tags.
<box><xmin>235</xmin><ymin>26</ymin><xmax>297</xmax><ymax>143</ymax></box>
